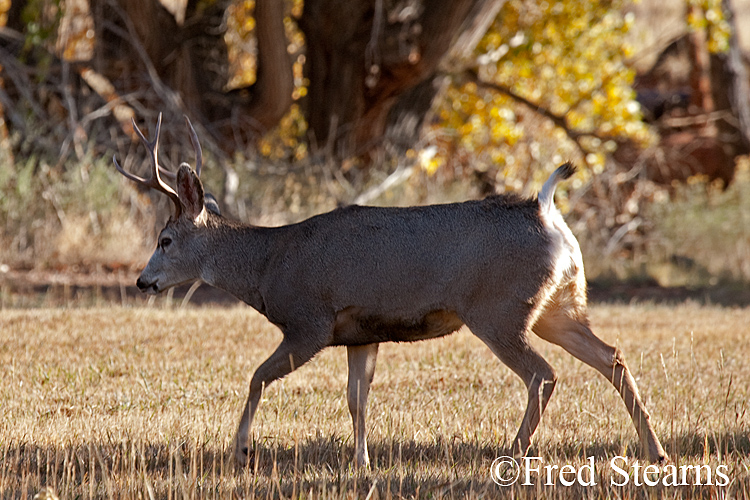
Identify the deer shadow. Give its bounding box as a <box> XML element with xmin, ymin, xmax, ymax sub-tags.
<box><xmin>5</xmin><ymin>430</ymin><xmax>747</xmax><ymax>497</ymax></box>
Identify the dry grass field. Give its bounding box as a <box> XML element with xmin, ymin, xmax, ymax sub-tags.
<box><xmin>0</xmin><ymin>302</ymin><xmax>748</xmax><ymax>499</ymax></box>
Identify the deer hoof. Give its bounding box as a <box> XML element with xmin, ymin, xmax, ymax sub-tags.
<box><xmin>653</xmin><ymin>451</ymin><xmax>670</xmax><ymax>465</ymax></box>
<box><xmin>354</xmin><ymin>453</ymin><xmax>370</xmax><ymax>470</ymax></box>
<box><xmin>233</xmin><ymin>444</ymin><xmax>253</xmax><ymax>468</ymax></box>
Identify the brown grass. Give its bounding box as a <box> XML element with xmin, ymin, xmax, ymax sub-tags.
<box><xmin>0</xmin><ymin>303</ymin><xmax>748</xmax><ymax>498</ymax></box>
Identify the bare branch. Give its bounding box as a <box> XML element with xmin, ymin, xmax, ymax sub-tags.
<box><xmin>460</xmin><ymin>68</ymin><xmax>594</xmax><ymax>158</ymax></box>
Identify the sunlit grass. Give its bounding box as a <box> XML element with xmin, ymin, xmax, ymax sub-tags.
<box><xmin>0</xmin><ymin>304</ymin><xmax>748</xmax><ymax>498</ymax></box>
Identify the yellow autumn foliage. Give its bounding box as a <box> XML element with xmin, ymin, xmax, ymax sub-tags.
<box><xmin>426</xmin><ymin>0</ymin><xmax>653</xmax><ymax>189</ymax></box>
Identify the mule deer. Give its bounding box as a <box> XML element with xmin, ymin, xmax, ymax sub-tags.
<box><xmin>114</xmin><ymin>114</ymin><xmax>667</xmax><ymax>468</ymax></box>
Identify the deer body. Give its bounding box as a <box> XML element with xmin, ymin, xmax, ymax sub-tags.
<box><xmin>117</xmin><ymin>116</ymin><xmax>667</xmax><ymax>470</ymax></box>
<box><xmin>179</xmin><ymin>199</ymin><xmax>551</xmax><ymax>342</ymax></box>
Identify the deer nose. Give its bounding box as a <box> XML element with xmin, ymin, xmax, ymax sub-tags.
<box><xmin>136</xmin><ymin>277</ymin><xmax>158</xmax><ymax>294</ymax></box>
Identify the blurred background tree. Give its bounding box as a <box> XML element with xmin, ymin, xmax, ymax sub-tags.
<box><xmin>0</xmin><ymin>0</ymin><xmax>647</xmax><ymax>172</ymax></box>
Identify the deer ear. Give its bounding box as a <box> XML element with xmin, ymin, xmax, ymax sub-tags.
<box><xmin>176</xmin><ymin>163</ymin><xmax>205</xmax><ymax>221</ymax></box>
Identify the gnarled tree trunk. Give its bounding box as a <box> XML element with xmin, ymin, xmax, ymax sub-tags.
<box><xmin>4</xmin><ymin>0</ymin><xmax>503</xmax><ymax>160</ymax></box>
<box><xmin>88</xmin><ymin>0</ymin><xmax>293</xmax><ymax>150</ymax></box>
<box><xmin>300</xmin><ymin>0</ymin><xmax>505</xmax><ymax>156</ymax></box>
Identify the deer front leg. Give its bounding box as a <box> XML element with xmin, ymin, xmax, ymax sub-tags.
<box><xmin>234</xmin><ymin>337</ymin><xmax>322</xmax><ymax>467</ymax></box>
<box><xmin>346</xmin><ymin>343</ymin><xmax>379</xmax><ymax>468</ymax></box>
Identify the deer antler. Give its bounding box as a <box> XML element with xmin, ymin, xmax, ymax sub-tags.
<box><xmin>113</xmin><ymin>113</ymin><xmax>183</xmax><ymax>219</ymax></box>
<box><xmin>154</xmin><ymin>115</ymin><xmax>203</xmax><ymax>182</ymax></box>
<box><xmin>185</xmin><ymin>115</ymin><xmax>203</xmax><ymax>178</ymax></box>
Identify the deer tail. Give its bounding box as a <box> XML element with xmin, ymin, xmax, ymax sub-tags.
<box><xmin>538</xmin><ymin>162</ymin><xmax>576</xmax><ymax>215</ymax></box>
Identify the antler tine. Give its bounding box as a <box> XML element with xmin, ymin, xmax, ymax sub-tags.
<box><xmin>184</xmin><ymin>115</ymin><xmax>203</xmax><ymax>177</ymax></box>
<box><xmin>114</xmin><ymin>113</ymin><xmax>182</xmax><ymax>218</ymax></box>
<box><xmin>131</xmin><ymin>114</ymin><xmax>175</xmax><ymax>192</ymax></box>
<box><xmin>114</xmin><ymin>153</ymin><xmax>152</xmax><ymax>185</ymax></box>
<box><xmin>152</xmin><ymin>116</ymin><xmax>202</xmax><ymax>181</ymax></box>
<box><xmin>157</xmin><ymin>166</ymin><xmax>177</xmax><ymax>181</ymax></box>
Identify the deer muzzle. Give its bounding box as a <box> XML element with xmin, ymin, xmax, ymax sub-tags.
<box><xmin>136</xmin><ymin>276</ymin><xmax>159</xmax><ymax>294</ymax></box>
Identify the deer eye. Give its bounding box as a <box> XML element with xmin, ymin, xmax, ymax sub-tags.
<box><xmin>159</xmin><ymin>237</ymin><xmax>172</xmax><ymax>249</ymax></box>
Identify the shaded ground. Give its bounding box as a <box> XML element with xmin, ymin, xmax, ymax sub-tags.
<box><xmin>3</xmin><ymin>269</ymin><xmax>750</xmax><ymax>308</ymax></box>
<box><xmin>0</xmin><ymin>268</ymin><xmax>239</xmax><ymax>308</ymax></box>
<box><xmin>587</xmin><ymin>280</ymin><xmax>750</xmax><ymax>307</ymax></box>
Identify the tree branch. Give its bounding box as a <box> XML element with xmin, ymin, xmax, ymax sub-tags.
<box><xmin>461</xmin><ymin>68</ymin><xmax>595</xmax><ymax>158</ymax></box>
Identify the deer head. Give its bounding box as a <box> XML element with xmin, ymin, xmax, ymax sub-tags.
<box><xmin>114</xmin><ymin>114</ymin><xmax>216</xmax><ymax>294</ymax></box>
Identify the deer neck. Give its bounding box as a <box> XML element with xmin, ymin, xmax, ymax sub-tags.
<box><xmin>198</xmin><ymin>222</ymin><xmax>277</xmax><ymax>310</ymax></box>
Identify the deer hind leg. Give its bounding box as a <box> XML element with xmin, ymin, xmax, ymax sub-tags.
<box><xmin>346</xmin><ymin>343</ymin><xmax>379</xmax><ymax>468</ymax></box>
<box><xmin>234</xmin><ymin>336</ymin><xmax>323</xmax><ymax>467</ymax></box>
<box><xmin>533</xmin><ymin>310</ymin><xmax>668</xmax><ymax>463</ymax></box>
<box><xmin>467</xmin><ymin>313</ymin><xmax>558</xmax><ymax>458</ymax></box>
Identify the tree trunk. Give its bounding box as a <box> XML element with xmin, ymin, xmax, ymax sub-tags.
<box><xmin>300</xmin><ymin>0</ymin><xmax>505</xmax><ymax>157</ymax></box>
<box><xmin>712</xmin><ymin>0</ymin><xmax>750</xmax><ymax>154</ymax></box>
<box><xmin>687</xmin><ymin>4</ymin><xmax>714</xmax><ymax>116</ymax></box>
<box><xmin>241</xmin><ymin>0</ymin><xmax>295</xmax><ymax>133</ymax></box>
<box><xmin>697</xmin><ymin>0</ymin><xmax>750</xmax><ymax>185</ymax></box>
<box><xmin>89</xmin><ymin>0</ymin><xmax>293</xmax><ymax>150</ymax></box>
<box><xmin>5</xmin><ymin>0</ymin><xmax>502</xmax><ymax>161</ymax></box>
<box><xmin>5</xmin><ymin>0</ymin><xmax>27</xmax><ymax>33</ymax></box>
<box><xmin>89</xmin><ymin>0</ymin><xmax>224</xmax><ymax>117</ymax></box>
